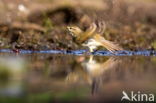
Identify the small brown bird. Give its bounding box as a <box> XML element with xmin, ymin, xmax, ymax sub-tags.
<box><xmin>67</xmin><ymin>22</ymin><xmax>123</xmax><ymax>53</ymax></box>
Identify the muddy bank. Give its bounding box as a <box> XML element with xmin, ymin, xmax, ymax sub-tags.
<box><xmin>0</xmin><ymin>0</ymin><xmax>156</xmax><ymax>50</ymax></box>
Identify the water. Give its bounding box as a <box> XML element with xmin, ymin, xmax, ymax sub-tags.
<box><xmin>0</xmin><ymin>50</ymin><xmax>156</xmax><ymax>103</ymax></box>
<box><xmin>0</xmin><ymin>49</ymin><xmax>156</xmax><ymax>56</ymax></box>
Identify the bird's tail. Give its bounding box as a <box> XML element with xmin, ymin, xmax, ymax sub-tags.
<box><xmin>94</xmin><ymin>35</ymin><xmax>123</xmax><ymax>52</ymax></box>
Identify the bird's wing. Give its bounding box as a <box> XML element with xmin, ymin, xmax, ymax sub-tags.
<box><xmin>77</xmin><ymin>23</ymin><xmax>97</xmax><ymax>43</ymax></box>
<box><xmin>96</xmin><ymin>21</ymin><xmax>106</xmax><ymax>35</ymax></box>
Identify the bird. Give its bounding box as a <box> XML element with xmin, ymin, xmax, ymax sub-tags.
<box><xmin>67</xmin><ymin>22</ymin><xmax>123</xmax><ymax>53</ymax></box>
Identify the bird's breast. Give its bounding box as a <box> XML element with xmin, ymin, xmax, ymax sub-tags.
<box><xmin>83</xmin><ymin>39</ymin><xmax>101</xmax><ymax>47</ymax></box>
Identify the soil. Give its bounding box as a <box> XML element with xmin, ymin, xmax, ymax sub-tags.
<box><xmin>0</xmin><ymin>0</ymin><xmax>156</xmax><ymax>51</ymax></box>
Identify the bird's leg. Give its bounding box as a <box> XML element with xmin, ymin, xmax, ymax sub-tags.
<box><xmin>89</xmin><ymin>47</ymin><xmax>94</xmax><ymax>53</ymax></box>
<box><xmin>89</xmin><ymin>46</ymin><xmax>97</xmax><ymax>54</ymax></box>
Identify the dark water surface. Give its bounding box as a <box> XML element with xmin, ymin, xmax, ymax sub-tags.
<box><xmin>0</xmin><ymin>51</ymin><xmax>156</xmax><ymax>103</ymax></box>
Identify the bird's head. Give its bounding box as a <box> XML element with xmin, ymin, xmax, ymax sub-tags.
<box><xmin>67</xmin><ymin>26</ymin><xmax>82</xmax><ymax>37</ymax></box>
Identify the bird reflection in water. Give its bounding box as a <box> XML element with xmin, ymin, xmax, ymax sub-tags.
<box><xmin>66</xmin><ymin>55</ymin><xmax>121</xmax><ymax>95</ymax></box>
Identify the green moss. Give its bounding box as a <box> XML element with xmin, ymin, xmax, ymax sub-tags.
<box><xmin>27</xmin><ymin>92</ymin><xmax>53</xmax><ymax>103</ymax></box>
<box><xmin>0</xmin><ymin>97</ymin><xmax>24</xmax><ymax>103</ymax></box>
<box><xmin>137</xmin><ymin>36</ymin><xmax>146</xmax><ymax>43</ymax></box>
<box><xmin>0</xmin><ymin>66</ymin><xmax>11</xmax><ymax>81</ymax></box>
<box><xmin>151</xmin><ymin>41</ymin><xmax>156</xmax><ymax>49</ymax></box>
<box><xmin>151</xmin><ymin>57</ymin><xmax>156</xmax><ymax>64</ymax></box>
<box><xmin>42</xmin><ymin>13</ymin><xmax>53</xmax><ymax>33</ymax></box>
<box><xmin>55</xmin><ymin>87</ymin><xmax>89</xmax><ymax>102</ymax></box>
